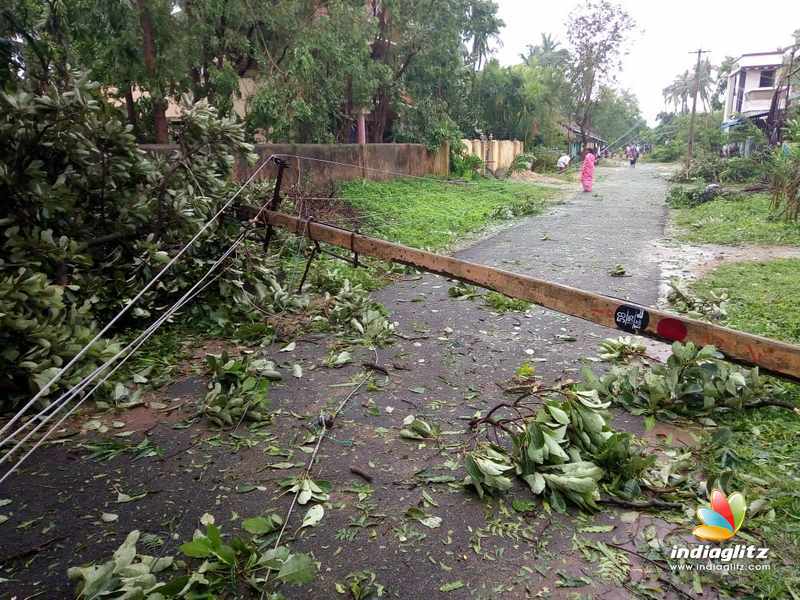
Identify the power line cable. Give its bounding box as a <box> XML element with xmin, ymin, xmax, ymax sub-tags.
<box><xmin>0</xmin><ymin>155</ymin><xmax>277</xmax><ymax>441</ymax></box>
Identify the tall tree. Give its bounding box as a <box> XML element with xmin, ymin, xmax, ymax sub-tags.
<box><xmin>134</xmin><ymin>0</ymin><xmax>167</xmax><ymax>142</ymax></box>
<box><xmin>591</xmin><ymin>86</ymin><xmax>642</xmax><ymax>144</ymax></box>
<box><xmin>565</xmin><ymin>0</ymin><xmax>635</xmax><ymax>144</ymax></box>
<box><xmin>464</xmin><ymin>0</ymin><xmax>503</xmax><ymax>72</ymax></box>
<box><xmin>712</xmin><ymin>56</ymin><xmax>735</xmax><ymax>111</ymax></box>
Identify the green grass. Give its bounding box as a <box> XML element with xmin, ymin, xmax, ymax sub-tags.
<box><xmin>692</xmin><ymin>259</ymin><xmax>800</xmax><ymax>342</ymax></box>
<box><xmin>338</xmin><ymin>178</ymin><xmax>554</xmax><ymax>250</ymax></box>
<box><xmin>673</xmin><ymin>193</ymin><xmax>800</xmax><ymax>245</ymax></box>
<box><xmin>691</xmin><ymin>260</ymin><xmax>800</xmax><ymax>597</ymax></box>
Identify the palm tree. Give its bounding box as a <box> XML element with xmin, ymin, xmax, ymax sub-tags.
<box><xmin>521</xmin><ymin>33</ymin><xmax>569</xmax><ymax>68</ymax></box>
<box><xmin>662</xmin><ymin>62</ymin><xmax>715</xmax><ymax>113</ymax></box>
<box><xmin>465</xmin><ymin>0</ymin><xmax>504</xmax><ymax>71</ymax></box>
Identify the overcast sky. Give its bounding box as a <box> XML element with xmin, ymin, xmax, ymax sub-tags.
<box><xmin>491</xmin><ymin>0</ymin><xmax>800</xmax><ymax>124</ymax></box>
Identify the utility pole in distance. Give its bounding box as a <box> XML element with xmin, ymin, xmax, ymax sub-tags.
<box><xmin>686</xmin><ymin>48</ymin><xmax>711</xmax><ymax>172</ymax></box>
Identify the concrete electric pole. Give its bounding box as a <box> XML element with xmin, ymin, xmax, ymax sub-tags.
<box><xmin>686</xmin><ymin>48</ymin><xmax>711</xmax><ymax>172</ymax></box>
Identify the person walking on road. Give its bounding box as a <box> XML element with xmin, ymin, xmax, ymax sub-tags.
<box><xmin>581</xmin><ymin>146</ymin><xmax>596</xmax><ymax>192</ymax></box>
<box><xmin>627</xmin><ymin>145</ymin><xmax>639</xmax><ymax>168</ymax></box>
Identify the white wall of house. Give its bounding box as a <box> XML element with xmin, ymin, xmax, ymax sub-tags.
<box><xmin>724</xmin><ymin>51</ymin><xmax>787</xmax><ymax>121</ymax></box>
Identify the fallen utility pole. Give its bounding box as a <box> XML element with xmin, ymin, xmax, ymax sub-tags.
<box><xmin>249</xmin><ymin>209</ymin><xmax>800</xmax><ymax>382</ymax></box>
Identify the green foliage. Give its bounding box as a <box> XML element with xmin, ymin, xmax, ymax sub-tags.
<box><xmin>81</xmin><ymin>436</ymin><xmax>163</xmax><ymax>462</ymax></box>
<box><xmin>648</xmin><ymin>111</ymin><xmax>724</xmax><ymax>162</ymax></box>
<box><xmin>392</xmin><ymin>96</ymin><xmax>463</xmax><ymax>151</ymax></box>
<box><xmin>203</xmin><ymin>352</ymin><xmax>277</xmax><ymax>427</ymax></box>
<box><xmin>646</xmin><ymin>142</ymin><xmax>682</xmax><ymax>163</ymax></box>
<box><xmin>689</xmin><ymin>260</ymin><xmax>800</xmax><ymax>598</ymax></box>
<box><xmin>721</xmin><ymin>156</ymin><xmax>767</xmax><ymax>183</ymax></box>
<box><xmin>678</xmin><ymin>153</ymin><xmax>767</xmax><ymax>185</ymax></box>
<box><xmin>597</xmin><ymin>336</ymin><xmax>645</xmax><ymax>363</ymax></box>
<box><xmin>673</xmin><ymin>193</ymin><xmax>800</xmax><ymax>245</ymax></box>
<box><xmin>582</xmin><ymin>341</ymin><xmax>773</xmax><ymax>418</ymax></box>
<box><xmin>177</xmin><ymin>518</ymin><xmax>316</xmax><ymax>591</ymax></box>
<box><xmin>768</xmin><ymin>118</ymin><xmax>800</xmax><ymax>221</ymax></box>
<box><xmin>483</xmin><ymin>291</ymin><xmax>531</xmax><ymax>313</ymax></box>
<box><xmin>528</xmin><ymin>147</ymin><xmax>562</xmax><ymax>172</ymax></box>
<box><xmin>323</xmin><ymin>279</ymin><xmax>393</xmax><ymax>345</ymax></box>
<box><xmin>590</xmin><ymin>87</ymin><xmax>643</xmax><ymax>144</ymax></box>
<box><xmin>337</xmin><ymin>570</ymin><xmax>386</xmax><ymax>599</ymax></box>
<box><xmin>0</xmin><ymin>72</ymin><xmax>278</xmax><ymax>411</ymax></box>
<box><xmin>278</xmin><ymin>475</ymin><xmax>331</xmax><ymax>505</ymax></box>
<box><xmin>662</xmin><ymin>59</ymin><xmax>715</xmax><ymax>114</ymax></box>
<box><xmin>467</xmin><ymin>387</ymin><xmax>654</xmax><ymax>510</ymax></box>
<box><xmin>399</xmin><ymin>415</ymin><xmax>440</xmax><ymax>440</ymax></box>
<box><xmin>507</xmin><ymin>152</ymin><xmax>536</xmax><ymax>175</ymax></box>
<box><xmin>449</xmin><ymin>142</ymin><xmax>483</xmax><ymax>178</ymax></box>
<box><xmin>666</xmin><ymin>181</ymin><xmax>722</xmax><ymax>208</ymax></box>
<box><xmin>668</xmin><ymin>278</ymin><xmax>728</xmax><ymax>321</ymax></box>
<box><xmin>68</xmin><ymin>530</ymin><xmax>174</xmax><ymax>599</ymax></box>
<box><xmin>463</xmin><ymin>443</ymin><xmax>516</xmax><ymax>498</ymax></box>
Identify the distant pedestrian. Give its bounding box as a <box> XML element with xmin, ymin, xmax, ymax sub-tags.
<box><xmin>581</xmin><ymin>146</ymin><xmax>596</xmax><ymax>192</ymax></box>
<box><xmin>557</xmin><ymin>153</ymin><xmax>571</xmax><ymax>173</ymax></box>
<box><xmin>627</xmin><ymin>145</ymin><xmax>639</xmax><ymax>168</ymax></box>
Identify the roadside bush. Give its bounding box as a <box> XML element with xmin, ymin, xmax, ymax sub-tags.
<box><xmin>449</xmin><ymin>141</ymin><xmax>483</xmax><ymax>178</ymax></box>
<box><xmin>682</xmin><ymin>153</ymin><xmax>724</xmax><ymax>183</ymax></box>
<box><xmin>529</xmin><ymin>147</ymin><xmax>560</xmax><ymax>172</ymax></box>
<box><xmin>674</xmin><ymin>153</ymin><xmax>767</xmax><ymax>185</ymax></box>
<box><xmin>720</xmin><ymin>155</ymin><xmax>767</xmax><ymax>183</ymax></box>
<box><xmin>507</xmin><ymin>152</ymin><xmax>536</xmax><ymax>175</ymax></box>
<box><xmin>647</xmin><ymin>141</ymin><xmax>682</xmax><ymax>162</ymax></box>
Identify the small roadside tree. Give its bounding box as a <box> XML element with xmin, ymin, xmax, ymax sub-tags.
<box><xmin>565</xmin><ymin>0</ymin><xmax>635</xmax><ymax>146</ymax></box>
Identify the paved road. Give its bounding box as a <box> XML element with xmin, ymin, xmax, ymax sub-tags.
<box><xmin>3</xmin><ymin>163</ymin><xmax>680</xmax><ymax>599</ymax></box>
<box><xmin>375</xmin><ymin>162</ymin><xmax>671</xmax><ymax>384</ymax></box>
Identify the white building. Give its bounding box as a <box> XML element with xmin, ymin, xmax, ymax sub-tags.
<box><xmin>723</xmin><ymin>49</ymin><xmax>797</xmax><ymax>122</ymax></box>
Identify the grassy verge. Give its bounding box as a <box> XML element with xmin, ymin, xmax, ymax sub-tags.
<box><xmin>338</xmin><ymin>178</ymin><xmax>555</xmax><ymax>250</ymax></box>
<box><xmin>673</xmin><ymin>193</ymin><xmax>800</xmax><ymax>245</ymax></box>
<box><xmin>690</xmin><ymin>260</ymin><xmax>800</xmax><ymax>597</ymax></box>
<box><xmin>692</xmin><ymin>259</ymin><xmax>800</xmax><ymax>342</ymax></box>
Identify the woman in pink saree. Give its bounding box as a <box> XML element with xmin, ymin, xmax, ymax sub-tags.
<box><xmin>581</xmin><ymin>147</ymin><xmax>596</xmax><ymax>192</ymax></box>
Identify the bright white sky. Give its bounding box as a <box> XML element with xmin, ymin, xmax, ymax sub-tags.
<box><xmin>491</xmin><ymin>0</ymin><xmax>800</xmax><ymax>125</ymax></box>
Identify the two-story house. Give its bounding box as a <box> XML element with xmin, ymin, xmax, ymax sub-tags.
<box><xmin>723</xmin><ymin>50</ymin><xmax>785</xmax><ymax>122</ymax></box>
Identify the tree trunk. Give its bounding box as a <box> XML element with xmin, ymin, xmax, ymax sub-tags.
<box><xmin>124</xmin><ymin>84</ymin><xmax>139</xmax><ymax>134</ymax></box>
<box><xmin>135</xmin><ymin>0</ymin><xmax>168</xmax><ymax>144</ymax></box>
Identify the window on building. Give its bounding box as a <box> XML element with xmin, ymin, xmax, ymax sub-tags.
<box><xmin>759</xmin><ymin>69</ymin><xmax>776</xmax><ymax>88</ymax></box>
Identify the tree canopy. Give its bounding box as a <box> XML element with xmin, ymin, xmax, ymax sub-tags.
<box><xmin>2</xmin><ymin>0</ymin><xmax>644</xmax><ymax>152</ymax></box>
